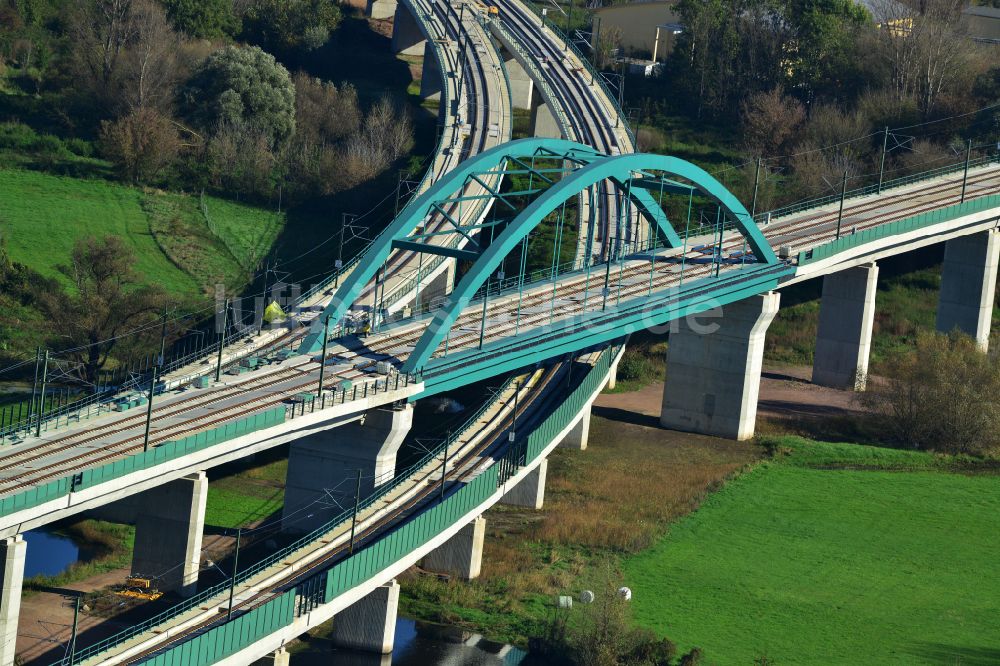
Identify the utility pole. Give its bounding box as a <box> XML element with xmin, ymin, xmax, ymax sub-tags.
<box><xmin>35</xmin><ymin>350</ymin><xmax>49</xmax><ymax>438</ymax></box>
<box><xmin>143</xmin><ymin>365</ymin><xmax>158</xmax><ymax>452</ymax></box>
<box><xmin>215</xmin><ymin>299</ymin><xmax>229</xmax><ymax>382</ymax></box>
<box><xmin>158</xmin><ymin>306</ymin><xmax>168</xmax><ymax>366</ymax></box>
<box><xmin>439</xmin><ymin>431</ymin><xmax>451</xmax><ymax>503</ymax></box>
<box><xmin>317</xmin><ymin>315</ymin><xmax>330</xmax><ymax>396</ymax></box>
<box><xmin>750</xmin><ymin>157</ymin><xmax>762</xmax><ymax>219</ymax></box>
<box><xmin>566</xmin><ymin>0</ymin><xmax>572</xmax><ymax>52</ymax></box>
<box><xmin>877</xmin><ymin>126</ymin><xmax>889</xmax><ymax>194</ymax></box>
<box><xmin>349</xmin><ymin>469</ymin><xmax>362</xmax><ymax>554</ymax></box>
<box><xmin>226</xmin><ymin>528</ymin><xmax>242</xmax><ymax>621</ymax></box>
<box><xmin>961</xmin><ymin>139</ymin><xmax>972</xmax><ymax>203</ymax></box>
<box><xmin>258</xmin><ymin>259</ymin><xmax>271</xmax><ymax>335</ymax></box>
<box><xmin>836</xmin><ymin>171</ymin><xmax>848</xmax><ymax>239</ymax></box>
<box><xmin>335</xmin><ymin>214</ymin><xmax>348</xmax><ymax>287</ymax></box>
<box><xmin>68</xmin><ymin>595</ymin><xmax>80</xmax><ymax>665</ymax></box>
<box><xmin>29</xmin><ymin>346</ymin><xmax>40</xmax><ymax>426</ymax></box>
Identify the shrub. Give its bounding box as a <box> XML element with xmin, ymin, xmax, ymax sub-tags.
<box><xmin>618</xmin><ymin>349</ymin><xmax>652</xmax><ymax>382</ymax></box>
<box><xmin>858</xmin><ymin>331</ymin><xmax>1000</xmax><ymax>455</ymax></box>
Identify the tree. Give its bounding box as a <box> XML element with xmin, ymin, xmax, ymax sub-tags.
<box><xmin>858</xmin><ymin>331</ymin><xmax>1000</xmax><ymax>455</ymax></box>
<box><xmin>161</xmin><ymin>0</ymin><xmax>238</xmax><ymax>38</ymax></box>
<box><xmin>242</xmin><ymin>0</ymin><xmax>341</xmax><ymax>54</ymax></box>
<box><xmin>121</xmin><ymin>0</ymin><xmax>181</xmax><ymax>112</ymax></box>
<box><xmin>183</xmin><ymin>45</ymin><xmax>295</xmax><ymax>145</ymax></box>
<box><xmin>340</xmin><ymin>95</ymin><xmax>413</xmax><ymax>185</ymax></box>
<box><xmin>36</xmin><ymin>235</ymin><xmax>167</xmax><ymax>384</ymax></box>
<box><xmin>100</xmin><ymin>107</ymin><xmax>181</xmax><ymax>182</ymax></box>
<box><xmin>66</xmin><ymin>0</ymin><xmax>137</xmax><ymax>110</ymax></box>
<box><xmin>670</xmin><ymin>0</ymin><xmax>787</xmax><ymax>118</ymax></box>
<box><xmin>740</xmin><ymin>87</ymin><xmax>806</xmax><ymax>156</ymax></box>
<box><xmin>866</xmin><ymin>0</ymin><xmax>984</xmax><ymax>117</ymax></box>
<box><xmin>293</xmin><ymin>72</ymin><xmax>360</xmax><ymax>144</ymax></box>
<box><xmin>66</xmin><ymin>0</ymin><xmax>183</xmax><ymax>114</ymax></box>
<box><xmin>782</xmin><ymin>0</ymin><xmax>868</xmax><ymax>101</ymax></box>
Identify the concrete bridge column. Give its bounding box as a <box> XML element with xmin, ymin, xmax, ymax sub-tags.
<box><xmin>132</xmin><ymin>471</ymin><xmax>208</xmax><ymax>597</ymax></box>
<box><xmin>530</xmin><ymin>87</ymin><xmax>562</xmax><ymax>139</ymax></box>
<box><xmin>0</xmin><ymin>535</ymin><xmax>25</xmax><ymax>666</ymax></box>
<box><xmin>503</xmin><ymin>55</ymin><xmax>535</xmax><ymax>110</ymax></box>
<box><xmin>936</xmin><ymin>229</ymin><xmax>1000</xmax><ymax>350</ymax></box>
<box><xmin>500</xmin><ymin>459</ymin><xmax>547</xmax><ymax>509</ymax></box>
<box><xmin>606</xmin><ymin>355</ymin><xmax>620</xmax><ymax>390</ymax></box>
<box><xmin>333</xmin><ymin>579</ymin><xmax>399</xmax><ymax>654</ymax></box>
<box><xmin>660</xmin><ymin>292</ymin><xmax>780</xmax><ymax>440</ymax></box>
<box><xmin>419</xmin><ymin>259</ymin><xmax>457</xmax><ymax>309</ymax></box>
<box><xmin>420</xmin><ymin>42</ymin><xmax>443</xmax><ymax>101</ymax></box>
<box><xmin>253</xmin><ymin>647</ymin><xmax>290</xmax><ymax>665</ymax></box>
<box><xmin>391</xmin><ymin>4</ymin><xmax>425</xmax><ymax>56</ymax></box>
<box><xmin>812</xmin><ymin>262</ymin><xmax>878</xmax><ymax>390</ymax></box>
<box><xmin>558</xmin><ymin>402</ymin><xmax>591</xmax><ymax>450</ymax></box>
<box><xmin>422</xmin><ymin>515</ymin><xmax>485</xmax><ymax>580</ymax></box>
<box><xmin>366</xmin><ymin>0</ymin><xmax>397</xmax><ymax>19</ymax></box>
<box><xmin>282</xmin><ymin>405</ymin><xmax>413</xmax><ymax>534</ymax></box>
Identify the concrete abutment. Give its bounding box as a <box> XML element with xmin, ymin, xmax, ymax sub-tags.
<box><xmin>558</xmin><ymin>402</ymin><xmax>591</xmax><ymax>450</ymax></box>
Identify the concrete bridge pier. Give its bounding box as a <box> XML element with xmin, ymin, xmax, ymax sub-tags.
<box><xmin>282</xmin><ymin>405</ymin><xmax>413</xmax><ymax>535</ymax></box>
<box><xmin>253</xmin><ymin>647</ymin><xmax>290</xmax><ymax>665</ymax></box>
<box><xmin>132</xmin><ymin>472</ymin><xmax>209</xmax><ymax>596</ymax></box>
<box><xmin>811</xmin><ymin>262</ymin><xmax>878</xmax><ymax>390</ymax></box>
<box><xmin>420</xmin><ymin>42</ymin><xmax>443</xmax><ymax>101</ymax></box>
<box><xmin>529</xmin><ymin>88</ymin><xmax>562</xmax><ymax>139</ymax></box>
<box><xmin>0</xmin><ymin>535</ymin><xmax>25</xmax><ymax>666</ymax></box>
<box><xmin>500</xmin><ymin>459</ymin><xmax>547</xmax><ymax>509</ymax></box>
<box><xmin>606</xmin><ymin>355</ymin><xmax>620</xmax><ymax>390</ymax></box>
<box><xmin>936</xmin><ymin>229</ymin><xmax>1000</xmax><ymax>350</ymax></box>
<box><xmin>559</xmin><ymin>402</ymin><xmax>591</xmax><ymax>450</ymax></box>
<box><xmin>366</xmin><ymin>0</ymin><xmax>397</xmax><ymax>19</ymax></box>
<box><xmin>660</xmin><ymin>292</ymin><xmax>780</xmax><ymax>440</ymax></box>
<box><xmin>503</xmin><ymin>55</ymin><xmax>535</xmax><ymax>110</ymax></box>
<box><xmin>333</xmin><ymin>579</ymin><xmax>400</xmax><ymax>654</ymax></box>
<box><xmin>422</xmin><ymin>515</ymin><xmax>485</xmax><ymax>579</ymax></box>
<box><xmin>391</xmin><ymin>3</ymin><xmax>425</xmax><ymax>56</ymax></box>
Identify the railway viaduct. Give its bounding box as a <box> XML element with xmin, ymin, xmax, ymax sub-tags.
<box><xmin>0</xmin><ymin>1</ymin><xmax>997</xmax><ymax>664</ymax></box>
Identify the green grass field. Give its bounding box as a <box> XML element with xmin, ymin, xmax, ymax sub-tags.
<box><xmin>625</xmin><ymin>437</ymin><xmax>1000</xmax><ymax>665</ymax></box>
<box><xmin>0</xmin><ymin>168</ymin><xmax>286</xmax><ymax>300</ymax></box>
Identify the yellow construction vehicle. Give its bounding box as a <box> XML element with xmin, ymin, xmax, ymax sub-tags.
<box><xmin>116</xmin><ymin>575</ymin><xmax>164</xmax><ymax>601</ymax></box>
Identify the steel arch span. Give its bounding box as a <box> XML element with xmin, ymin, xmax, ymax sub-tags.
<box><xmin>398</xmin><ymin>151</ymin><xmax>780</xmax><ymax>374</ymax></box>
<box><xmin>298</xmin><ymin>141</ymin><xmax>779</xmax><ymax>370</ymax></box>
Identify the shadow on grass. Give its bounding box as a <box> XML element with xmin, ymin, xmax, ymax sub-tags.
<box><xmin>591</xmin><ymin>405</ymin><xmax>661</xmax><ymax>429</ymax></box>
<box><xmin>904</xmin><ymin>643</ymin><xmax>1000</xmax><ymax>666</ymax></box>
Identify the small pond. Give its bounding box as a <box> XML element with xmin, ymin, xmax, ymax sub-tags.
<box><xmin>22</xmin><ymin>529</ymin><xmax>81</xmax><ymax>578</ymax></box>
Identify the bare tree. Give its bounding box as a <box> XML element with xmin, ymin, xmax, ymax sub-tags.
<box><xmin>100</xmin><ymin>107</ymin><xmax>182</xmax><ymax>182</ymax></box>
<box><xmin>121</xmin><ymin>0</ymin><xmax>181</xmax><ymax>112</ymax></box>
<box><xmin>740</xmin><ymin>87</ymin><xmax>806</xmax><ymax>157</ymax></box>
<box><xmin>867</xmin><ymin>0</ymin><xmax>982</xmax><ymax>117</ymax></box>
<box><xmin>36</xmin><ymin>236</ymin><xmax>167</xmax><ymax>384</ymax></box>
<box><xmin>67</xmin><ymin>0</ymin><xmax>138</xmax><ymax>109</ymax></box>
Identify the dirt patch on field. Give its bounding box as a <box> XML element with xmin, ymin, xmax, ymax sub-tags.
<box><xmin>595</xmin><ymin>364</ymin><xmax>865</xmax><ymax>425</ymax></box>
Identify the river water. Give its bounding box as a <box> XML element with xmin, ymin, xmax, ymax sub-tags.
<box><xmin>18</xmin><ymin>531</ymin><xmax>546</xmax><ymax>666</ymax></box>
<box><xmin>294</xmin><ymin>618</ymin><xmax>549</xmax><ymax>666</ymax></box>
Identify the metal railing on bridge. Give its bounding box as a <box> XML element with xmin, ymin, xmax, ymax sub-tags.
<box><xmin>51</xmin><ymin>347</ymin><xmax>616</xmax><ymax>666</ymax></box>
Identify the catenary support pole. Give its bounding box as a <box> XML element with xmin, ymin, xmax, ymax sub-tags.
<box><xmin>836</xmin><ymin>171</ymin><xmax>848</xmax><ymax>239</ymax></box>
<box><xmin>215</xmin><ymin>299</ymin><xmax>229</xmax><ymax>382</ymax></box>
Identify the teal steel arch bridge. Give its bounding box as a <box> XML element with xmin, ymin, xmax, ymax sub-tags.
<box><xmin>300</xmin><ymin>138</ymin><xmax>792</xmax><ymax>393</ymax></box>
